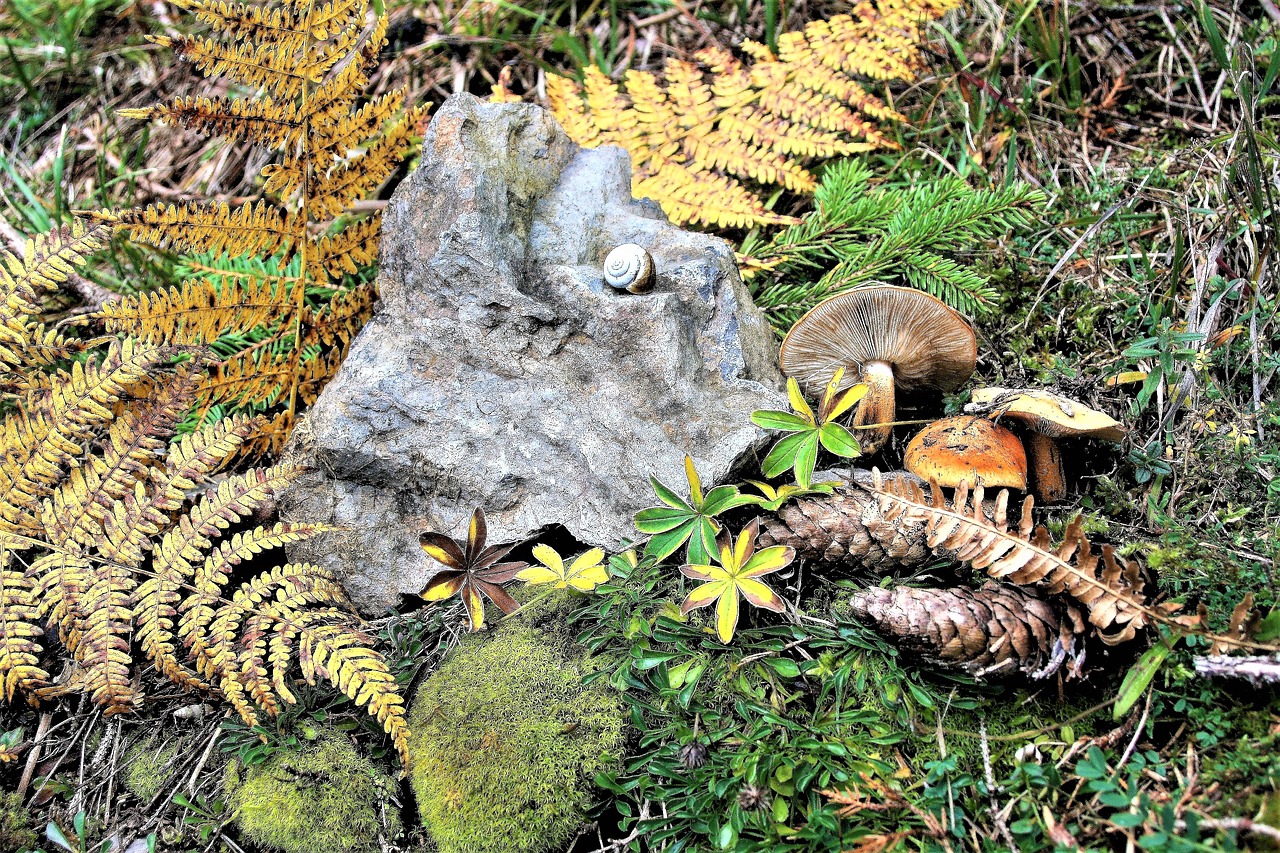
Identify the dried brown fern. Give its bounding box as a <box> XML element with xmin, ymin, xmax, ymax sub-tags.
<box><xmin>542</xmin><ymin>0</ymin><xmax>957</xmax><ymax>229</ymax></box>
<box><xmin>866</xmin><ymin>473</ymin><xmax>1169</xmax><ymax>644</ymax></box>
<box><xmin>91</xmin><ymin>0</ymin><xmax>427</xmax><ymax>453</ymax></box>
<box><xmin>0</xmin><ymin>221</ymin><xmax>410</xmax><ymax>764</ymax></box>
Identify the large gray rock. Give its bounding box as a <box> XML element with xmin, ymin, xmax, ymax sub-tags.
<box><xmin>282</xmin><ymin>93</ymin><xmax>785</xmax><ymax>613</ymax></box>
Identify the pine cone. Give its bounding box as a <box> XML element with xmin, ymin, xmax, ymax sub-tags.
<box><xmin>849</xmin><ymin>582</ymin><xmax>1086</xmax><ymax>679</ymax></box>
<box><xmin>755</xmin><ymin>471</ymin><xmax>1000</xmax><ymax>573</ymax></box>
<box><xmin>756</xmin><ymin>474</ymin><xmax>932</xmax><ymax>571</ymax></box>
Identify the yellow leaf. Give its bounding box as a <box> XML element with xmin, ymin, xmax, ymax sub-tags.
<box><xmin>787</xmin><ymin>377</ymin><xmax>815</xmax><ymax>424</ymax></box>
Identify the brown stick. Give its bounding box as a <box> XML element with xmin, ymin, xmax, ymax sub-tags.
<box><xmin>1194</xmin><ymin>655</ymin><xmax>1280</xmax><ymax>683</ymax></box>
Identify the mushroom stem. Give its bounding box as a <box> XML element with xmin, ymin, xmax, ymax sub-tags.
<box><xmin>852</xmin><ymin>360</ymin><xmax>895</xmax><ymax>455</ymax></box>
<box><xmin>1026</xmin><ymin>432</ymin><xmax>1066</xmax><ymax>503</ymax></box>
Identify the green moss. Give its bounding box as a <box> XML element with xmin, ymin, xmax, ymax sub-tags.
<box><xmin>122</xmin><ymin>734</ymin><xmax>182</xmax><ymax>802</ymax></box>
<box><xmin>224</xmin><ymin>730</ymin><xmax>399</xmax><ymax>853</ymax></box>
<box><xmin>0</xmin><ymin>791</ymin><xmax>37</xmax><ymax>853</ymax></box>
<box><xmin>408</xmin><ymin>609</ymin><xmax>627</xmax><ymax>853</ymax></box>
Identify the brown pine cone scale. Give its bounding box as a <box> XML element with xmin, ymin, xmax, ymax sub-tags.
<box><xmin>848</xmin><ymin>582</ymin><xmax>1086</xmax><ymax>679</ymax></box>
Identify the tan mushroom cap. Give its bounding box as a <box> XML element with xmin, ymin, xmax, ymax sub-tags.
<box><xmin>904</xmin><ymin>416</ymin><xmax>1028</xmax><ymax>490</ymax></box>
<box><xmin>967</xmin><ymin>388</ymin><xmax>1126</xmax><ymax>440</ymax></box>
<box><xmin>779</xmin><ymin>285</ymin><xmax>978</xmax><ymax>395</ymax></box>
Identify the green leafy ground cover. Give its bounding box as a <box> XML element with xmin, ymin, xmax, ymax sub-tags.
<box><xmin>1</xmin><ymin>0</ymin><xmax>1277</xmax><ymax>851</ymax></box>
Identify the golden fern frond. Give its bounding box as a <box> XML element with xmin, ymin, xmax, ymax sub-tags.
<box><xmin>178</xmin><ymin>0</ymin><xmax>309</xmax><ymax>50</ymax></box>
<box><xmin>154</xmin><ymin>35</ymin><xmax>316</xmax><ymax>102</ymax></box>
<box><xmin>868</xmin><ymin>473</ymin><xmax>1167</xmax><ymax>644</ymax></box>
<box><xmin>30</xmin><ymin>551</ymin><xmax>93</xmax><ymax>649</ymax></box>
<box><xmin>94</xmin><ymin>276</ymin><xmax>289</xmax><ymax>346</ymax></box>
<box><xmin>209</xmin><ymin>563</ymin><xmax>349</xmax><ymax>721</ymax></box>
<box><xmin>200</xmin><ymin>347</ymin><xmax>296</xmax><ymax>409</ymax></box>
<box><xmin>77</xmin><ymin>557</ymin><xmax>140</xmax><ymax>713</ymax></box>
<box><xmin>634</xmin><ymin>163</ymin><xmax>796</xmax><ymax>229</ymax></box>
<box><xmin>111</xmin><ymin>0</ymin><xmax>421</xmax><ymax>433</ymax></box>
<box><xmin>237</xmin><ymin>410</ymin><xmax>295</xmax><ymax>460</ymax></box>
<box><xmin>120</xmin><ymin>96</ymin><xmax>305</xmax><ymax>150</ymax></box>
<box><xmin>0</xmin><ymin>223</ymin><xmax>109</xmax><ymax>385</ymax></box>
<box><xmin>0</xmin><ymin>543</ymin><xmax>49</xmax><ymax>702</ymax></box>
<box><xmin>104</xmin><ymin>202</ymin><xmax>298</xmax><ymax>263</ymax></box>
<box><xmin>542</xmin><ymin>0</ymin><xmax>952</xmax><ymax>228</ymax></box>
<box><xmin>0</xmin><ymin>339</ymin><xmax>169</xmax><ymax>535</ymax></box>
<box><xmin>0</xmin><ymin>219</ymin><xmax>110</xmax><ymax>305</ymax></box>
<box><xmin>162</xmin><ymin>413</ymin><xmax>261</xmax><ymax>492</ymax></box>
<box><xmin>302</xmin><ymin>282</ymin><xmax>376</xmax><ymax>348</ymax></box>
<box><xmin>176</xmin><ymin>464</ymin><xmax>301</xmax><ymax>671</ymax></box>
<box><xmin>311</xmin><ymin>89</ymin><xmax>405</xmax><ymax>155</ymax></box>
<box><xmin>315</xmin><ymin>214</ymin><xmax>382</xmax><ymax>277</ymax></box>
<box><xmin>0</xmin><ymin>218</ymin><xmax>411</xmax><ymax>756</ymax></box>
<box><xmin>40</xmin><ymin>368</ymin><xmax>199</xmax><ymax>551</ymax></box>
<box><xmin>307</xmin><ymin>106</ymin><xmax>429</xmax><ymax>219</ymax></box>
<box><xmin>301</xmin><ymin>621</ymin><xmax>409</xmax><ymax>764</ymax></box>
<box><xmin>298</xmin><ymin>348</ymin><xmax>346</xmax><ymax>406</ymax></box>
<box><xmin>93</xmin><ymin>414</ymin><xmax>262</xmax><ymax>569</ymax></box>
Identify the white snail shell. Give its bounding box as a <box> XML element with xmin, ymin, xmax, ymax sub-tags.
<box><xmin>603</xmin><ymin>243</ymin><xmax>655</xmax><ymax>293</ymax></box>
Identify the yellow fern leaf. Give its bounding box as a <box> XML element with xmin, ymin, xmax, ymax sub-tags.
<box><xmin>93</xmin><ymin>277</ymin><xmax>289</xmax><ymax>346</ymax></box>
<box><xmin>315</xmin><ymin>213</ymin><xmax>382</xmax><ymax>277</ymax></box>
<box><xmin>108</xmin><ymin>201</ymin><xmax>298</xmax><ymax>263</ymax></box>
<box><xmin>301</xmin><ymin>621</ymin><xmax>410</xmax><ymax>764</ymax></box>
<box><xmin>114</xmin><ymin>0</ymin><xmax>420</xmax><ymax>433</ymax></box>
<box><xmin>0</xmin><ymin>339</ymin><xmax>167</xmax><ymax>535</ymax></box>
<box><xmin>40</xmin><ymin>369</ymin><xmax>199</xmax><ymax>550</ymax></box>
<box><xmin>0</xmin><ymin>544</ymin><xmax>49</xmax><ymax>701</ymax></box>
<box><xmin>542</xmin><ymin>1</ymin><xmax>948</xmax><ymax>226</ymax></box>
<box><xmin>121</xmin><ymin>95</ymin><xmax>305</xmax><ymax>150</ymax></box>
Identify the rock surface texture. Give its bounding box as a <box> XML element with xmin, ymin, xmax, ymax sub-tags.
<box><xmin>283</xmin><ymin>93</ymin><xmax>784</xmax><ymax>613</ymax></box>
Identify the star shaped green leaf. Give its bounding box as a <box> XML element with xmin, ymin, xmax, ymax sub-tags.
<box><xmin>751</xmin><ymin>367</ymin><xmax>866</xmax><ymax>487</ymax></box>
<box><xmin>634</xmin><ymin>455</ymin><xmax>763</xmax><ymax>565</ymax></box>
<box><xmin>679</xmin><ymin>519</ymin><xmax>795</xmax><ymax>643</ymax></box>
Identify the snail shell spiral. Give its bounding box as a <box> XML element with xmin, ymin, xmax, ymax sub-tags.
<box><xmin>603</xmin><ymin>243</ymin><xmax>655</xmax><ymax>293</ymax></box>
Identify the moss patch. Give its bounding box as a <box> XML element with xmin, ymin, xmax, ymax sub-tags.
<box><xmin>408</xmin><ymin>609</ymin><xmax>626</xmax><ymax>853</ymax></box>
<box><xmin>122</xmin><ymin>734</ymin><xmax>183</xmax><ymax>803</ymax></box>
<box><xmin>224</xmin><ymin>730</ymin><xmax>399</xmax><ymax>853</ymax></box>
<box><xmin>0</xmin><ymin>791</ymin><xmax>37</xmax><ymax>853</ymax></box>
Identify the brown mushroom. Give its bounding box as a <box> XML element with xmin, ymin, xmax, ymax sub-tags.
<box><xmin>965</xmin><ymin>388</ymin><xmax>1126</xmax><ymax>503</ymax></box>
<box><xmin>904</xmin><ymin>416</ymin><xmax>1028</xmax><ymax>490</ymax></box>
<box><xmin>779</xmin><ymin>286</ymin><xmax>977</xmax><ymax>455</ymax></box>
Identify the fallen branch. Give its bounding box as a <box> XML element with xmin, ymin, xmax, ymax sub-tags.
<box><xmin>1194</xmin><ymin>655</ymin><xmax>1280</xmax><ymax>684</ymax></box>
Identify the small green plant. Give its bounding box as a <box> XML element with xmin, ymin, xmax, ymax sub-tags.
<box><xmin>516</xmin><ymin>545</ymin><xmax>608</xmax><ymax>591</ymax></box>
<box><xmin>634</xmin><ymin>456</ymin><xmax>762</xmax><ymax>565</ymax></box>
<box><xmin>752</xmin><ymin>369</ymin><xmax>866</xmax><ymax>487</ymax></box>
<box><xmin>742</xmin><ymin>159</ymin><xmax>1045</xmax><ymax>326</ymax></box>
<box><xmin>679</xmin><ymin>519</ymin><xmax>795</xmax><ymax>643</ymax></box>
<box><xmin>419</xmin><ymin>507</ymin><xmax>527</xmax><ymax>631</ymax></box>
<box><xmin>40</xmin><ymin>813</ymin><xmax>155</xmax><ymax>853</ymax></box>
<box><xmin>172</xmin><ymin>793</ymin><xmax>230</xmax><ymax>844</ymax></box>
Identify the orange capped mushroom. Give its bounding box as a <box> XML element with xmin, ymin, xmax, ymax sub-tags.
<box><xmin>904</xmin><ymin>416</ymin><xmax>1028</xmax><ymax>490</ymax></box>
<box><xmin>779</xmin><ymin>286</ymin><xmax>977</xmax><ymax>455</ymax></box>
<box><xmin>965</xmin><ymin>388</ymin><xmax>1126</xmax><ymax>503</ymax></box>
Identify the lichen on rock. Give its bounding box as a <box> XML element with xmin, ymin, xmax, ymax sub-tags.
<box><xmin>408</xmin><ymin>597</ymin><xmax>627</xmax><ymax>853</ymax></box>
<box><xmin>223</xmin><ymin>730</ymin><xmax>400</xmax><ymax>853</ymax></box>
